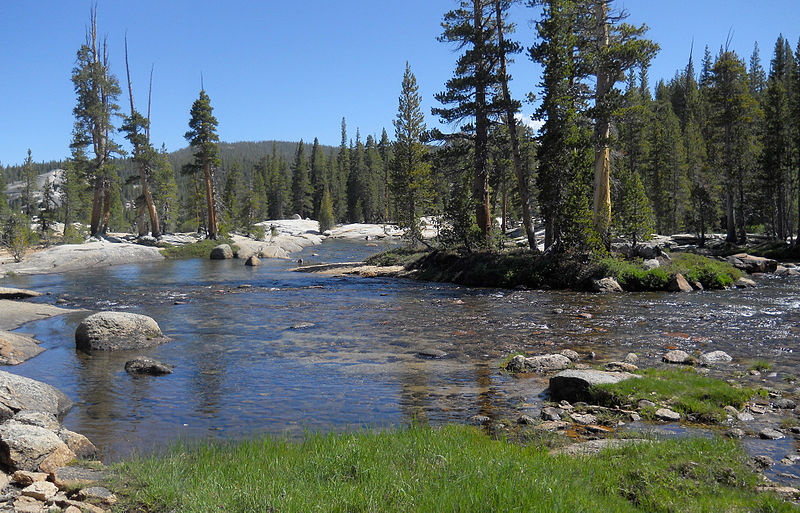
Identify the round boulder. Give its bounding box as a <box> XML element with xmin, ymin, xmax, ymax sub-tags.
<box><xmin>75</xmin><ymin>312</ymin><xmax>170</xmax><ymax>351</ymax></box>
<box><xmin>244</xmin><ymin>255</ymin><xmax>261</xmax><ymax>266</ymax></box>
<box><xmin>210</xmin><ymin>244</ymin><xmax>234</xmax><ymax>260</ymax></box>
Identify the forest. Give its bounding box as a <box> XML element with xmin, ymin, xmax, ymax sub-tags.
<box><xmin>1</xmin><ymin>0</ymin><xmax>799</xmax><ymax>258</ymax></box>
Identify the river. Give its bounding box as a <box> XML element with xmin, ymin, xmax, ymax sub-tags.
<box><xmin>3</xmin><ymin>239</ymin><xmax>799</xmax><ymax>460</ymax></box>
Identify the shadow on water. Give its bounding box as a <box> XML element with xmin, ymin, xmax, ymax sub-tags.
<box><xmin>2</xmin><ymin>239</ymin><xmax>800</xmax><ymax>461</ymax></box>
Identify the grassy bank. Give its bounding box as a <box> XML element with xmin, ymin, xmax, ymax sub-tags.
<box><xmin>595</xmin><ymin>368</ymin><xmax>765</xmax><ymax>423</ymax></box>
<box><xmin>365</xmin><ymin>247</ymin><xmax>741</xmax><ymax>291</ymax></box>
<box><xmin>159</xmin><ymin>238</ymin><xmax>238</xmax><ymax>259</ymax></box>
<box><xmin>111</xmin><ymin>425</ymin><xmax>794</xmax><ymax>512</ymax></box>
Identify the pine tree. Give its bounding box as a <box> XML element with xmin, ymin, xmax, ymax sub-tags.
<box><xmin>22</xmin><ymin>149</ymin><xmax>37</xmax><ymax>218</ymax></box>
<box><xmin>222</xmin><ymin>160</ymin><xmax>243</xmax><ymax>231</ymax></box>
<box><xmin>151</xmin><ymin>145</ymin><xmax>178</xmax><ymax>233</ymax></box>
<box><xmin>378</xmin><ymin>129</ymin><xmax>392</xmax><ymax>224</ymax></box>
<box><xmin>391</xmin><ymin>63</ymin><xmax>432</xmax><ymax>244</ymax></box>
<box><xmin>39</xmin><ymin>178</ymin><xmax>57</xmax><ymax>236</ymax></box>
<box><xmin>433</xmin><ymin>0</ymin><xmax>502</xmax><ymax>244</ymax></box>
<box><xmin>748</xmin><ymin>42</ymin><xmax>767</xmax><ymax>100</ymax></box>
<box><xmin>0</xmin><ymin>163</ymin><xmax>7</xmax><ymax>215</ymax></box>
<box><xmin>290</xmin><ymin>140</ymin><xmax>312</xmax><ymax>218</ymax></box>
<box><xmin>531</xmin><ymin>0</ymin><xmax>597</xmax><ymax>253</ymax></box>
<box><xmin>707</xmin><ymin>48</ymin><xmax>762</xmax><ymax>243</ymax></box>
<box><xmin>309</xmin><ymin>138</ymin><xmax>327</xmax><ymax>219</ymax></box>
<box><xmin>334</xmin><ymin>118</ymin><xmax>349</xmax><ymax>221</ymax></box>
<box><xmin>70</xmin><ymin>8</ymin><xmax>123</xmax><ymax>237</ymax></box>
<box><xmin>183</xmin><ymin>89</ymin><xmax>221</xmax><ymax>239</ymax></box>
<box><xmin>318</xmin><ymin>188</ymin><xmax>335</xmax><ymax>233</ymax></box>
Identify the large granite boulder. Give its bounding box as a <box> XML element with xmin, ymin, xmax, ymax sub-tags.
<box><xmin>75</xmin><ymin>312</ymin><xmax>169</xmax><ymax>351</ymax></box>
<box><xmin>210</xmin><ymin>244</ymin><xmax>234</xmax><ymax>260</ymax></box>
<box><xmin>549</xmin><ymin>369</ymin><xmax>640</xmax><ymax>402</ymax></box>
<box><xmin>667</xmin><ymin>273</ymin><xmax>693</xmax><ymax>292</ymax></box>
<box><xmin>0</xmin><ymin>331</ymin><xmax>44</xmax><ymax>365</ymax></box>
<box><xmin>0</xmin><ymin>371</ymin><xmax>72</xmax><ymax>419</ymax></box>
<box><xmin>0</xmin><ymin>421</ymin><xmax>76</xmax><ymax>473</ymax></box>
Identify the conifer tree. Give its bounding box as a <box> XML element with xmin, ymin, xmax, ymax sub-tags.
<box><xmin>183</xmin><ymin>89</ymin><xmax>221</xmax><ymax>239</ymax></box>
<box><xmin>434</xmin><ymin>0</ymin><xmax>502</xmax><ymax>244</ymax></box>
<box><xmin>391</xmin><ymin>63</ymin><xmax>432</xmax><ymax>244</ymax></box>
<box><xmin>40</xmin><ymin>178</ymin><xmax>57</xmax><ymax>235</ymax></box>
<box><xmin>318</xmin><ymin>188</ymin><xmax>335</xmax><ymax>233</ymax></box>
<box><xmin>309</xmin><ymin>138</ymin><xmax>327</xmax><ymax>219</ymax></box>
<box><xmin>70</xmin><ymin>8</ymin><xmax>123</xmax><ymax>237</ymax></box>
<box><xmin>291</xmin><ymin>140</ymin><xmax>312</xmax><ymax>218</ymax></box>
<box><xmin>222</xmin><ymin>161</ymin><xmax>243</xmax><ymax>231</ymax></box>
<box><xmin>22</xmin><ymin>149</ymin><xmax>37</xmax><ymax>218</ymax></box>
<box><xmin>334</xmin><ymin>119</ymin><xmax>349</xmax><ymax>221</ymax></box>
<box><xmin>0</xmin><ymin>164</ymin><xmax>7</xmax><ymax>215</ymax></box>
<box><xmin>151</xmin><ymin>146</ymin><xmax>178</xmax><ymax>233</ymax></box>
<box><xmin>378</xmin><ymin>129</ymin><xmax>392</xmax><ymax>224</ymax></box>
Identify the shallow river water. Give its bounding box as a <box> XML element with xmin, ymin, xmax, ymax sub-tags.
<box><xmin>3</xmin><ymin>240</ymin><xmax>800</xmax><ymax>460</ymax></box>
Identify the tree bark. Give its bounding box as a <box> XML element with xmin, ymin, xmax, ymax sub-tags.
<box><xmin>204</xmin><ymin>162</ymin><xmax>217</xmax><ymax>239</ymax></box>
<box><xmin>495</xmin><ymin>0</ymin><xmax>537</xmax><ymax>251</ymax></box>
<box><xmin>592</xmin><ymin>0</ymin><xmax>612</xmax><ymax>247</ymax></box>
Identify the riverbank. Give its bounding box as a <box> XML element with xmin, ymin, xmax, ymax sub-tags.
<box><xmin>0</xmin><ymin>220</ymin><xmax>403</xmax><ymax>279</ymax></box>
<box><xmin>111</xmin><ymin>424</ymin><xmax>795</xmax><ymax>512</ymax></box>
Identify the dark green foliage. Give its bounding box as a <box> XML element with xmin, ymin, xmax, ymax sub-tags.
<box><xmin>184</xmin><ymin>89</ymin><xmax>222</xmax><ymax>239</ymax></box>
<box><xmin>598</xmin><ymin>253</ymin><xmax>740</xmax><ymax>291</ymax></box>
<box><xmin>317</xmin><ymin>188</ymin><xmax>334</xmax><ymax>233</ymax></box>
<box><xmin>391</xmin><ymin>63</ymin><xmax>431</xmax><ymax>244</ymax></box>
<box><xmin>1</xmin><ymin>212</ymin><xmax>34</xmax><ymax>262</ymax></box>
<box><xmin>159</xmin><ymin>237</ymin><xmax>237</xmax><ymax>259</ymax></box>
<box><xmin>290</xmin><ymin>140</ymin><xmax>312</xmax><ymax>218</ymax></box>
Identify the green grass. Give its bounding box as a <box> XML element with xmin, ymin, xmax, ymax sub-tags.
<box><xmin>595</xmin><ymin>368</ymin><xmax>764</xmax><ymax>423</ymax></box>
<box><xmin>159</xmin><ymin>238</ymin><xmax>238</xmax><ymax>259</ymax></box>
<box><xmin>363</xmin><ymin>246</ymin><xmax>430</xmax><ymax>267</ymax></box>
<box><xmin>598</xmin><ymin>253</ymin><xmax>741</xmax><ymax>291</ymax></box>
<box><xmin>748</xmin><ymin>359</ymin><xmax>772</xmax><ymax>372</ymax></box>
<box><xmin>110</xmin><ymin>425</ymin><xmax>796</xmax><ymax>513</ymax></box>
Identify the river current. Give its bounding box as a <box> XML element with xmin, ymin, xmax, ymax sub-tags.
<box><xmin>3</xmin><ymin>240</ymin><xmax>799</xmax><ymax>460</ymax></box>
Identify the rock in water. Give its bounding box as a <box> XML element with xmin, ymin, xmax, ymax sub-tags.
<box><xmin>210</xmin><ymin>244</ymin><xmax>234</xmax><ymax>260</ymax></box>
<box><xmin>75</xmin><ymin>312</ymin><xmax>170</xmax><ymax>351</ymax></box>
<box><xmin>667</xmin><ymin>273</ymin><xmax>693</xmax><ymax>292</ymax></box>
<box><xmin>590</xmin><ymin>277</ymin><xmax>623</xmax><ymax>293</ymax></box>
<box><xmin>506</xmin><ymin>354</ymin><xmax>572</xmax><ymax>373</ymax></box>
<box><xmin>662</xmin><ymin>350</ymin><xmax>693</xmax><ymax>364</ymax></box>
<box><xmin>245</xmin><ymin>255</ymin><xmax>261</xmax><ymax>266</ymax></box>
<box><xmin>549</xmin><ymin>369</ymin><xmax>639</xmax><ymax>403</ymax></box>
<box><xmin>735</xmin><ymin>277</ymin><xmax>756</xmax><ymax>288</ymax></box>
<box><xmin>124</xmin><ymin>357</ymin><xmax>174</xmax><ymax>376</ymax></box>
<box><xmin>727</xmin><ymin>253</ymin><xmax>777</xmax><ymax>274</ymax></box>
<box><xmin>699</xmin><ymin>350</ymin><xmax>732</xmax><ymax>365</ymax></box>
<box><xmin>0</xmin><ymin>371</ymin><xmax>72</xmax><ymax>419</ymax></box>
<box><xmin>0</xmin><ymin>331</ymin><xmax>44</xmax><ymax>365</ymax></box>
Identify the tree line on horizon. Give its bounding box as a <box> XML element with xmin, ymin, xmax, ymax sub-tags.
<box><xmin>2</xmin><ymin>0</ymin><xmax>800</xmax><ymax>258</ymax></box>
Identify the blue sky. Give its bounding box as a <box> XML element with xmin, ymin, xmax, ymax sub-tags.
<box><xmin>1</xmin><ymin>1</ymin><xmax>798</xmax><ymax>166</ymax></box>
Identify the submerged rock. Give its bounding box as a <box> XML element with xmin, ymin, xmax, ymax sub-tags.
<box><xmin>759</xmin><ymin>428</ymin><xmax>785</xmax><ymax>440</ymax></box>
<box><xmin>549</xmin><ymin>369</ymin><xmax>639</xmax><ymax>403</ymax></box>
<box><xmin>124</xmin><ymin>357</ymin><xmax>174</xmax><ymax>376</ymax></box>
<box><xmin>210</xmin><ymin>244</ymin><xmax>234</xmax><ymax>260</ymax></box>
<box><xmin>75</xmin><ymin>312</ymin><xmax>170</xmax><ymax>351</ymax></box>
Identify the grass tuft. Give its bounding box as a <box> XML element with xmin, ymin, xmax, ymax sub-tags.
<box><xmin>595</xmin><ymin>368</ymin><xmax>764</xmax><ymax>423</ymax></box>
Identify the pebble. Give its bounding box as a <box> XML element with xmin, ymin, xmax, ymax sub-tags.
<box><xmin>754</xmin><ymin>455</ymin><xmax>775</xmax><ymax>468</ymax></box>
<box><xmin>570</xmin><ymin>413</ymin><xmax>598</xmax><ymax>425</ymax></box>
<box><xmin>737</xmin><ymin>412</ymin><xmax>755</xmax><ymax>422</ymax></box>
<box><xmin>750</xmin><ymin>404</ymin><xmax>767</xmax><ymax>415</ymax></box>
<box><xmin>418</xmin><ymin>348</ymin><xmax>447</xmax><ymax>359</ymax></box>
<box><xmin>541</xmin><ymin>407</ymin><xmax>562</xmax><ymax>421</ymax></box>
<box><xmin>517</xmin><ymin>415</ymin><xmax>536</xmax><ymax>425</ymax></box>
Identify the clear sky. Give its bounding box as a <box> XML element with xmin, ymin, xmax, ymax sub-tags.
<box><xmin>1</xmin><ymin>1</ymin><xmax>798</xmax><ymax>166</ymax></box>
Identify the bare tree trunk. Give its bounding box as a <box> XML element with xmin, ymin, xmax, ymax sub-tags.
<box><xmin>495</xmin><ymin>0</ymin><xmax>536</xmax><ymax>251</ymax></box>
<box><xmin>592</xmin><ymin>0</ymin><xmax>612</xmax><ymax>247</ymax></box>
<box><xmin>125</xmin><ymin>37</ymin><xmax>161</xmax><ymax>239</ymax></box>
<box><xmin>101</xmin><ymin>176</ymin><xmax>111</xmax><ymax>234</ymax></box>
<box><xmin>725</xmin><ymin>189</ymin><xmax>736</xmax><ymax>243</ymax></box>
<box><xmin>473</xmin><ymin>0</ymin><xmax>491</xmax><ymax>245</ymax></box>
<box><xmin>90</xmin><ymin>177</ymin><xmax>104</xmax><ymax>235</ymax></box>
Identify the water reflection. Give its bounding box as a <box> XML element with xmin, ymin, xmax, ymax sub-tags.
<box><xmin>1</xmin><ymin>240</ymin><xmax>799</xmax><ymax>459</ymax></box>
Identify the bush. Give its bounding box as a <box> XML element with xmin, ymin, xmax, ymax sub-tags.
<box><xmin>1</xmin><ymin>212</ymin><xmax>33</xmax><ymax>262</ymax></box>
<box><xmin>62</xmin><ymin>225</ymin><xmax>86</xmax><ymax>245</ymax></box>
